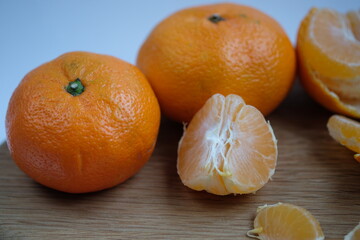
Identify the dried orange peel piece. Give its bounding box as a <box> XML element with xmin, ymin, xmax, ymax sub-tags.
<box><xmin>247</xmin><ymin>203</ymin><xmax>325</xmax><ymax>240</ymax></box>
<box><xmin>177</xmin><ymin>94</ymin><xmax>277</xmax><ymax>195</ymax></box>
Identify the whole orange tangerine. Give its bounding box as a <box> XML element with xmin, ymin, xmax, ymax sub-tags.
<box><xmin>137</xmin><ymin>3</ymin><xmax>296</xmax><ymax>122</ymax></box>
<box><xmin>6</xmin><ymin>51</ymin><xmax>161</xmax><ymax>193</ymax></box>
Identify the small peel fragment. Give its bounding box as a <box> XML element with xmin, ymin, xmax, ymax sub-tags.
<box><xmin>354</xmin><ymin>154</ymin><xmax>360</xmax><ymax>163</ymax></box>
<box><xmin>344</xmin><ymin>222</ymin><xmax>360</xmax><ymax>240</ymax></box>
<box><xmin>247</xmin><ymin>227</ymin><xmax>263</xmax><ymax>239</ymax></box>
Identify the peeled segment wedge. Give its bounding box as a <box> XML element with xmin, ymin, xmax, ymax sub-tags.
<box><xmin>247</xmin><ymin>203</ymin><xmax>325</xmax><ymax>240</ymax></box>
<box><xmin>327</xmin><ymin>114</ymin><xmax>360</xmax><ymax>162</ymax></box>
<box><xmin>177</xmin><ymin>94</ymin><xmax>277</xmax><ymax>195</ymax></box>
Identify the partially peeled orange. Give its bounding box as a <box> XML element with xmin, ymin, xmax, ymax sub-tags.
<box><xmin>177</xmin><ymin>94</ymin><xmax>277</xmax><ymax>195</ymax></box>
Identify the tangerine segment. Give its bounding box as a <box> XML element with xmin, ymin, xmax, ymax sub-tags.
<box><xmin>345</xmin><ymin>222</ymin><xmax>360</xmax><ymax>240</ymax></box>
<box><xmin>177</xmin><ymin>94</ymin><xmax>277</xmax><ymax>195</ymax></box>
<box><xmin>247</xmin><ymin>203</ymin><xmax>325</xmax><ymax>240</ymax></box>
<box><xmin>327</xmin><ymin>114</ymin><xmax>360</xmax><ymax>162</ymax></box>
<box><xmin>297</xmin><ymin>8</ymin><xmax>360</xmax><ymax>118</ymax></box>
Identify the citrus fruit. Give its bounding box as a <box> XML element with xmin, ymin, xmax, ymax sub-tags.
<box><xmin>177</xmin><ymin>94</ymin><xmax>277</xmax><ymax>195</ymax></box>
<box><xmin>247</xmin><ymin>203</ymin><xmax>325</xmax><ymax>240</ymax></box>
<box><xmin>137</xmin><ymin>3</ymin><xmax>296</xmax><ymax>122</ymax></box>
<box><xmin>327</xmin><ymin>114</ymin><xmax>360</xmax><ymax>162</ymax></box>
<box><xmin>297</xmin><ymin>8</ymin><xmax>360</xmax><ymax>119</ymax></box>
<box><xmin>6</xmin><ymin>51</ymin><xmax>161</xmax><ymax>193</ymax></box>
<box><xmin>345</xmin><ymin>222</ymin><xmax>360</xmax><ymax>240</ymax></box>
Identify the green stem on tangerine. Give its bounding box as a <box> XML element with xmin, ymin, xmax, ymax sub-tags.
<box><xmin>208</xmin><ymin>14</ymin><xmax>225</xmax><ymax>23</ymax></box>
<box><xmin>66</xmin><ymin>78</ymin><xmax>84</xmax><ymax>96</ymax></box>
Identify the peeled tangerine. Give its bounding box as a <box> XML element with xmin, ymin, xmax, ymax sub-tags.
<box><xmin>177</xmin><ymin>94</ymin><xmax>277</xmax><ymax>195</ymax></box>
<box><xmin>297</xmin><ymin>8</ymin><xmax>360</xmax><ymax>118</ymax></box>
<box><xmin>247</xmin><ymin>203</ymin><xmax>325</xmax><ymax>240</ymax></box>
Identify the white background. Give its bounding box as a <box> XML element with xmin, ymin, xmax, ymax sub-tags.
<box><xmin>0</xmin><ymin>0</ymin><xmax>359</xmax><ymax>142</ymax></box>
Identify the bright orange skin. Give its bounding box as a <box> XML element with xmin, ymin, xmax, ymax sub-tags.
<box><xmin>6</xmin><ymin>51</ymin><xmax>161</xmax><ymax>193</ymax></box>
<box><xmin>137</xmin><ymin>3</ymin><xmax>296</xmax><ymax>122</ymax></box>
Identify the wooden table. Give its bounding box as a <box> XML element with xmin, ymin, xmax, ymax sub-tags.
<box><xmin>1</xmin><ymin>81</ymin><xmax>359</xmax><ymax>239</ymax></box>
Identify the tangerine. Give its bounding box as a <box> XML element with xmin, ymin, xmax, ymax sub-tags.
<box><xmin>177</xmin><ymin>94</ymin><xmax>277</xmax><ymax>195</ymax></box>
<box><xmin>6</xmin><ymin>51</ymin><xmax>161</xmax><ymax>193</ymax></box>
<box><xmin>137</xmin><ymin>3</ymin><xmax>296</xmax><ymax>122</ymax></box>
<box><xmin>297</xmin><ymin>8</ymin><xmax>360</xmax><ymax>118</ymax></box>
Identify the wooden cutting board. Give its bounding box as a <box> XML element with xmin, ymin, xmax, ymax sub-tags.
<box><xmin>1</xmin><ymin>81</ymin><xmax>359</xmax><ymax>240</ymax></box>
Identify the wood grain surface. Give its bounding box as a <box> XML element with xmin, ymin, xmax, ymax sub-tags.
<box><xmin>1</xmin><ymin>81</ymin><xmax>359</xmax><ymax>240</ymax></box>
